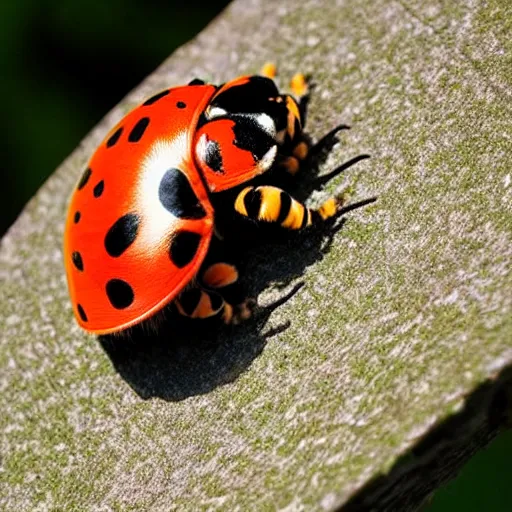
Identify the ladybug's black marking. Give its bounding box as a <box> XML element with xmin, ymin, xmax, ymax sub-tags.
<box><xmin>143</xmin><ymin>90</ymin><xmax>170</xmax><ymax>106</ymax></box>
<box><xmin>159</xmin><ymin>168</ymin><xmax>207</xmax><ymax>219</ymax></box>
<box><xmin>107</xmin><ymin>127</ymin><xmax>123</xmax><ymax>148</ymax></box>
<box><xmin>77</xmin><ymin>304</ymin><xmax>88</xmax><ymax>322</ymax></box>
<box><xmin>204</xmin><ymin>139</ymin><xmax>224</xmax><ymax>173</ymax></box>
<box><xmin>176</xmin><ymin>101</ymin><xmax>186</xmax><ymax>109</ymax></box>
<box><xmin>72</xmin><ymin>251</ymin><xmax>84</xmax><ymax>271</ymax></box>
<box><xmin>170</xmin><ymin>230</ymin><xmax>201</xmax><ymax>268</ymax></box>
<box><xmin>74</xmin><ymin>211</ymin><xmax>81</xmax><ymax>224</ymax></box>
<box><xmin>276</xmin><ymin>191</ymin><xmax>292</xmax><ymax>224</ymax></box>
<box><xmin>243</xmin><ymin>188</ymin><xmax>262</xmax><ymax>219</ymax></box>
<box><xmin>188</xmin><ymin>78</ymin><xmax>205</xmax><ymax>86</ymax></box>
<box><xmin>106</xmin><ymin>279</ymin><xmax>134</xmax><ymax>309</ymax></box>
<box><xmin>232</xmin><ymin>116</ymin><xmax>275</xmax><ymax>161</ymax></box>
<box><xmin>93</xmin><ymin>180</ymin><xmax>104</xmax><ymax>198</ymax></box>
<box><xmin>207</xmin><ymin>291</ymin><xmax>223</xmax><ymax>312</ymax></box>
<box><xmin>77</xmin><ymin>168</ymin><xmax>92</xmax><ymax>190</ymax></box>
<box><xmin>128</xmin><ymin>117</ymin><xmax>150</xmax><ymax>143</ymax></box>
<box><xmin>104</xmin><ymin>213</ymin><xmax>140</xmax><ymax>257</ymax></box>
<box><xmin>300</xmin><ymin>208</ymin><xmax>310</xmax><ymax>229</ymax></box>
<box><xmin>178</xmin><ymin>288</ymin><xmax>202</xmax><ymax>315</ymax></box>
<box><xmin>211</xmin><ymin>76</ymin><xmax>279</xmax><ymax>113</ymax></box>
<box><xmin>196</xmin><ymin>111</ymin><xmax>208</xmax><ymax>130</ymax></box>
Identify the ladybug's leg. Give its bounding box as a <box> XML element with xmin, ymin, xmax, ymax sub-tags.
<box><xmin>175</xmin><ymin>287</ymin><xmax>232</xmax><ymax>323</ymax></box>
<box><xmin>234</xmin><ymin>185</ymin><xmax>342</xmax><ymax>229</ymax></box>
<box><xmin>273</xmin><ymin>74</ymin><xmax>310</xmax><ymax>177</ymax></box>
<box><xmin>201</xmin><ymin>262</ymin><xmax>256</xmax><ymax>325</ymax></box>
<box><xmin>260</xmin><ymin>62</ymin><xmax>277</xmax><ymax>79</ymax></box>
<box><xmin>175</xmin><ymin>264</ymin><xmax>256</xmax><ymax>325</ymax></box>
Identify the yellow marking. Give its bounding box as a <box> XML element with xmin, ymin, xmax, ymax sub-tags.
<box><xmin>258</xmin><ymin>186</ymin><xmax>282</xmax><ymax>221</ymax></box>
<box><xmin>317</xmin><ymin>198</ymin><xmax>338</xmax><ymax>220</ymax></box>
<box><xmin>286</xmin><ymin>96</ymin><xmax>301</xmax><ymax>139</ymax></box>
<box><xmin>261</xmin><ymin>62</ymin><xmax>277</xmax><ymax>79</ymax></box>
<box><xmin>281</xmin><ymin>156</ymin><xmax>300</xmax><ymax>175</ymax></box>
<box><xmin>281</xmin><ymin>199</ymin><xmax>305</xmax><ymax>229</ymax></box>
<box><xmin>306</xmin><ymin>209</ymin><xmax>312</xmax><ymax>226</ymax></box>
<box><xmin>290</xmin><ymin>73</ymin><xmax>308</xmax><ymax>97</ymax></box>
<box><xmin>202</xmin><ymin>263</ymin><xmax>239</xmax><ymax>288</ymax></box>
<box><xmin>286</xmin><ymin>96</ymin><xmax>301</xmax><ymax>123</ymax></box>
<box><xmin>293</xmin><ymin>141</ymin><xmax>309</xmax><ymax>161</ymax></box>
<box><xmin>235</xmin><ymin>187</ymin><xmax>252</xmax><ymax>216</ymax></box>
<box><xmin>222</xmin><ymin>303</ymin><xmax>233</xmax><ymax>324</ymax></box>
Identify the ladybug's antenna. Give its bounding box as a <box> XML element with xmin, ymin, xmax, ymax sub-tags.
<box><xmin>308</xmin><ymin>124</ymin><xmax>351</xmax><ymax>158</ymax></box>
<box><xmin>337</xmin><ymin>197</ymin><xmax>377</xmax><ymax>216</ymax></box>
<box><xmin>314</xmin><ymin>154</ymin><xmax>371</xmax><ymax>188</ymax></box>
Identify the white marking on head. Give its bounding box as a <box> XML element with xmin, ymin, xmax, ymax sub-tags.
<box><xmin>257</xmin><ymin>145</ymin><xmax>278</xmax><ymax>173</ymax></box>
<box><xmin>252</xmin><ymin>113</ymin><xmax>276</xmax><ymax>137</ymax></box>
<box><xmin>207</xmin><ymin>106</ymin><xmax>227</xmax><ymax>119</ymax></box>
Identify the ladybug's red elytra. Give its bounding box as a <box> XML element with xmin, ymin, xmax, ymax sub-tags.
<box><xmin>64</xmin><ymin>64</ymin><xmax>371</xmax><ymax>335</ymax></box>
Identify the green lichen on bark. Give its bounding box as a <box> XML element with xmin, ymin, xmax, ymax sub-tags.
<box><xmin>1</xmin><ymin>0</ymin><xmax>511</xmax><ymax>510</ymax></box>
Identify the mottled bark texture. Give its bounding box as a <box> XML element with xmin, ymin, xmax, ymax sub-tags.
<box><xmin>1</xmin><ymin>0</ymin><xmax>511</xmax><ymax>510</ymax></box>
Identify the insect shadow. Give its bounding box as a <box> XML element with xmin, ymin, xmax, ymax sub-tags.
<box><xmin>98</xmin><ymin>126</ymin><xmax>376</xmax><ymax>401</ymax></box>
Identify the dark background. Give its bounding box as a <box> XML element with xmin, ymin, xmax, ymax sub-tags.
<box><xmin>1</xmin><ymin>0</ymin><xmax>231</xmax><ymax>235</ymax></box>
<box><xmin>1</xmin><ymin>1</ymin><xmax>510</xmax><ymax>509</ymax></box>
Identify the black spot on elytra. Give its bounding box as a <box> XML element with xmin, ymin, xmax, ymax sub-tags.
<box><xmin>74</xmin><ymin>211</ymin><xmax>81</xmax><ymax>223</ymax></box>
<box><xmin>106</xmin><ymin>127</ymin><xmax>123</xmax><ymax>148</ymax></box>
<box><xmin>104</xmin><ymin>213</ymin><xmax>140</xmax><ymax>257</ymax></box>
<box><xmin>188</xmin><ymin>78</ymin><xmax>205</xmax><ymax>86</ymax></box>
<box><xmin>203</xmin><ymin>139</ymin><xmax>224</xmax><ymax>173</ymax></box>
<box><xmin>143</xmin><ymin>89</ymin><xmax>170</xmax><ymax>106</ymax></box>
<box><xmin>72</xmin><ymin>251</ymin><xmax>84</xmax><ymax>271</ymax></box>
<box><xmin>77</xmin><ymin>168</ymin><xmax>92</xmax><ymax>190</ymax></box>
<box><xmin>276</xmin><ymin>191</ymin><xmax>292</xmax><ymax>224</ymax></box>
<box><xmin>178</xmin><ymin>288</ymin><xmax>202</xmax><ymax>315</ymax></box>
<box><xmin>77</xmin><ymin>304</ymin><xmax>88</xmax><ymax>322</ymax></box>
<box><xmin>232</xmin><ymin>115</ymin><xmax>276</xmax><ymax>161</ymax></box>
<box><xmin>169</xmin><ymin>230</ymin><xmax>201</xmax><ymax>268</ymax></box>
<box><xmin>158</xmin><ymin>168</ymin><xmax>206</xmax><ymax>219</ymax></box>
<box><xmin>176</xmin><ymin>101</ymin><xmax>186</xmax><ymax>109</ymax></box>
<box><xmin>128</xmin><ymin>117</ymin><xmax>150</xmax><ymax>143</ymax></box>
<box><xmin>93</xmin><ymin>180</ymin><xmax>104</xmax><ymax>198</ymax></box>
<box><xmin>106</xmin><ymin>279</ymin><xmax>134</xmax><ymax>309</ymax></box>
<box><xmin>243</xmin><ymin>188</ymin><xmax>262</xmax><ymax>219</ymax></box>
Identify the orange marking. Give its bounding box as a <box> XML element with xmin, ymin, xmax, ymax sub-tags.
<box><xmin>202</xmin><ymin>263</ymin><xmax>238</xmax><ymax>288</ymax></box>
<box><xmin>317</xmin><ymin>198</ymin><xmax>337</xmax><ymax>220</ymax></box>
<box><xmin>286</xmin><ymin>96</ymin><xmax>301</xmax><ymax>139</ymax></box>
<box><xmin>213</xmin><ymin>76</ymin><xmax>251</xmax><ymax>98</ymax></box>
<box><xmin>235</xmin><ymin>187</ymin><xmax>252</xmax><ymax>216</ymax></box>
<box><xmin>222</xmin><ymin>303</ymin><xmax>233</xmax><ymax>324</ymax></box>
<box><xmin>261</xmin><ymin>62</ymin><xmax>277</xmax><ymax>79</ymax></box>
<box><xmin>281</xmin><ymin>156</ymin><xmax>300</xmax><ymax>175</ymax></box>
<box><xmin>293</xmin><ymin>141</ymin><xmax>309</xmax><ymax>161</ymax></box>
<box><xmin>194</xmin><ymin>291</ymin><xmax>220</xmax><ymax>318</ymax></box>
<box><xmin>282</xmin><ymin>199</ymin><xmax>305</xmax><ymax>229</ymax></box>
<box><xmin>258</xmin><ymin>186</ymin><xmax>283</xmax><ymax>221</ymax></box>
<box><xmin>290</xmin><ymin>73</ymin><xmax>308</xmax><ymax>97</ymax></box>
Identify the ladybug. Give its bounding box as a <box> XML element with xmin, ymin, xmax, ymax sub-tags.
<box><xmin>64</xmin><ymin>63</ymin><xmax>369</xmax><ymax>335</ymax></box>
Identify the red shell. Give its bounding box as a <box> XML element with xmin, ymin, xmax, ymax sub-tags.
<box><xmin>64</xmin><ymin>84</ymin><xmax>217</xmax><ymax>334</ymax></box>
